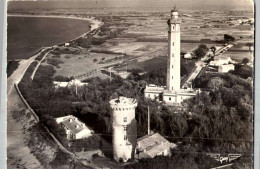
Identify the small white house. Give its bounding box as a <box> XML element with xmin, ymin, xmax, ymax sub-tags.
<box><xmin>53</xmin><ymin>79</ymin><xmax>88</xmax><ymax>88</ymax></box>
<box><xmin>184</xmin><ymin>53</ymin><xmax>193</xmax><ymax>59</ymax></box>
<box><xmin>144</xmin><ymin>84</ymin><xmax>166</xmax><ymax>101</ymax></box>
<box><xmin>209</xmin><ymin>57</ymin><xmax>234</xmax><ymax>66</ymax></box>
<box><xmin>65</xmin><ymin>43</ymin><xmax>70</xmax><ymax>47</ymax></box>
<box><xmin>53</xmin><ymin>81</ymin><xmax>69</xmax><ymax>88</ymax></box>
<box><xmin>56</xmin><ymin>115</ymin><xmax>93</xmax><ymax>140</ymax></box>
<box><xmin>135</xmin><ymin>133</ymin><xmax>177</xmax><ymax>159</ymax></box>
<box><xmin>218</xmin><ymin>64</ymin><xmax>235</xmax><ymax>73</ymax></box>
<box><xmin>67</xmin><ymin>79</ymin><xmax>88</xmax><ymax>87</ymax></box>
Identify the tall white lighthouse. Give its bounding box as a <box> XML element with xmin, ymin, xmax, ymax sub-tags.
<box><xmin>167</xmin><ymin>7</ymin><xmax>181</xmax><ymax>91</ymax></box>
<box><xmin>144</xmin><ymin>8</ymin><xmax>198</xmax><ymax>105</ymax></box>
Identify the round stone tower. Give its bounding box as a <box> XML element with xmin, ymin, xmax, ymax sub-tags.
<box><xmin>110</xmin><ymin>97</ymin><xmax>137</xmax><ymax>162</ymax></box>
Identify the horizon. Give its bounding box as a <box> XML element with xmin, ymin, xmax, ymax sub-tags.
<box><xmin>7</xmin><ymin>0</ymin><xmax>254</xmax><ymax>11</ymax></box>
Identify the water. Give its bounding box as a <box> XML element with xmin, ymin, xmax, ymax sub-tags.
<box><xmin>7</xmin><ymin>16</ymin><xmax>91</xmax><ymax>60</ymax></box>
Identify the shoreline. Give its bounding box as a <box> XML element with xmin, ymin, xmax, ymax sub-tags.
<box><xmin>7</xmin><ymin>13</ymin><xmax>103</xmax><ymax>62</ymax></box>
<box><xmin>8</xmin><ymin>14</ymin><xmax>102</xmax><ymax>30</ymax></box>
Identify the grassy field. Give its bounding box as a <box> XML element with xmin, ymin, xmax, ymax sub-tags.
<box><xmin>222</xmin><ymin>51</ymin><xmax>253</xmax><ymax>62</ymax></box>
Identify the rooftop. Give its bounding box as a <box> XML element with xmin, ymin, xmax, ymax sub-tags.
<box><xmin>145</xmin><ymin>84</ymin><xmax>166</xmax><ymax>92</ymax></box>
<box><xmin>137</xmin><ymin>133</ymin><xmax>176</xmax><ymax>158</ymax></box>
<box><xmin>56</xmin><ymin>115</ymin><xmax>91</xmax><ymax>134</ymax></box>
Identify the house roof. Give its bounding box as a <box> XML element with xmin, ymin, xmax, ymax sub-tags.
<box><xmin>137</xmin><ymin>133</ymin><xmax>177</xmax><ymax>158</ymax></box>
<box><xmin>56</xmin><ymin>115</ymin><xmax>91</xmax><ymax>135</ymax></box>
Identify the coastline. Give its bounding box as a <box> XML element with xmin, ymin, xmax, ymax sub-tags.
<box><xmin>8</xmin><ymin>14</ymin><xmax>102</xmax><ymax>31</ymax></box>
<box><xmin>7</xmin><ymin>13</ymin><xmax>104</xmax><ymax>168</ymax></box>
<box><xmin>7</xmin><ymin>13</ymin><xmax>103</xmax><ymax>77</ymax></box>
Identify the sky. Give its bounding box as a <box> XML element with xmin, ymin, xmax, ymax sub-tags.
<box><xmin>7</xmin><ymin>0</ymin><xmax>254</xmax><ymax>10</ymax></box>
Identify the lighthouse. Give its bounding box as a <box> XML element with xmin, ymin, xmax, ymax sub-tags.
<box><xmin>167</xmin><ymin>7</ymin><xmax>181</xmax><ymax>91</ymax></box>
<box><xmin>110</xmin><ymin>97</ymin><xmax>137</xmax><ymax>162</ymax></box>
<box><xmin>144</xmin><ymin>8</ymin><xmax>198</xmax><ymax>104</ymax></box>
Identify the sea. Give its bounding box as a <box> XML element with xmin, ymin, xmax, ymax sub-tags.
<box><xmin>7</xmin><ymin>16</ymin><xmax>91</xmax><ymax>61</ymax></box>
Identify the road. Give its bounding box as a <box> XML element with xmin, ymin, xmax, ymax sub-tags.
<box><xmin>182</xmin><ymin>61</ymin><xmax>206</xmax><ymax>88</ymax></box>
<box><xmin>7</xmin><ymin>50</ymin><xmax>42</xmax><ymax>94</ymax></box>
<box><xmin>182</xmin><ymin>41</ymin><xmax>239</xmax><ymax>88</ymax></box>
<box><xmin>30</xmin><ymin>48</ymin><xmax>51</xmax><ymax>80</ymax></box>
<box><xmin>7</xmin><ymin>54</ymin><xmax>45</xmax><ymax>168</ymax></box>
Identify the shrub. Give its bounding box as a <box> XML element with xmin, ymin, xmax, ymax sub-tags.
<box><xmin>47</xmin><ymin>59</ymin><xmax>64</xmax><ymax>67</ymax></box>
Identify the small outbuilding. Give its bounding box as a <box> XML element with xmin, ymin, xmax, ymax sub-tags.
<box><xmin>135</xmin><ymin>133</ymin><xmax>177</xmax><ymax>159</ymax></box>
<box><xmin>218</xmin><ymin>64</ymin><xmax>235</xmax><ymax>73</ymax></box>
<box><xmin>56</xmin><ymin>115</ymin><xmax>93</xmax><ymax>140</ymax></box>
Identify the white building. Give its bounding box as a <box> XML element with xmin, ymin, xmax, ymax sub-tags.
<box><xmin>184</xmin><ymin>52</ymin><xmax>193</xmax><ymax>59</ymax></box>
<box><xmin>110</xmin><ymin>97</ymin><xmax>138</xmax><ymax>162</ymax></box>
<box><xmin>56</xmin><ymin>115</ymin><xmax>93</xmax><ymax>140</ymax></box>
<box><xmin>135</xmin><ymin>133</ymin><xmax>177</xmax><ymax>159</ymax></box>
<box><xmin>144</xmin><ymin>8</ymin><xmax>198</xmax><ymax>105</ymax></box>
<box><xmin>209</xmin><ymin>57</ymin><xmax>234</xmax><ymax>66</ymax></box>
<box><xmin>53</xmin><ymin>79</ymin><xmax>88</xmax><ymax>88</ymax></box>
<box><xmin>53</xmin><ymin>81</ymin><xmax>69</xmax><ymax>88</ymax></box>
<box><xmin>65</xmin><ymin>43</ymin><xmax>70</xmax><ymax>47</ymax></box>
<box><xmin>144</xmin><ymin>84</ymin><xmax>166</xmax><ymax>101</ymax></box>
<box><xmin>218</xmin><ymin>64</ymin><xmax>235</xmax><ymax>73</ymax></box>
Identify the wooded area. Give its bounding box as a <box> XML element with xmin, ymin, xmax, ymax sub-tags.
<box><xmin>18</xmin><ymin>56</ymin><xmax>253</xmax><ymax>168</ymax></box>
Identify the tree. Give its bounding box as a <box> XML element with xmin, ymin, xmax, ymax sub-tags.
<box><xmin>194</xmin><ymin>44</ymin><xmax>209</xmax><ymax>59</ymax></box>
<box><xmin>207</xmin><ymin>78</ymin><xmax>224</xmax><ymax>91</ymax></box>
<box><xmin>210</xmin><ymin>46</ymin><xmax>216</xmax><ymax>55</ymax></box>
<box><xmin>93</xmin><ymin>58</ymin><xmax>98</xmax><ymax>62</ymax></box>
<box><xmin>224</xmin><ymin>34</ymin><xmax>235</xmax><ymax>43</ymax></box>
<box><xmin>241</xmin><ymin>58</ymin><xmax>249</xmax><ymax>65</ymax></box>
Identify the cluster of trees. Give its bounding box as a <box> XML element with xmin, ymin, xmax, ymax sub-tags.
<box><xmin>18</xmin><ymin>51</ymin><xmax>253</xmax><ymax>167</ymax></box>
<box><xmin>224</xmin><ymin>34</ymin><xmax>235</xmax><ymax>43</ymax></box>
<box><xmin>194</xmin><ymin>44</ymin><xmax>209</xmax><ymax>59</ymax></box>
<box><xmin>125</xmin><ymin>148</ymin><xmax>219</xmax><ymax>169</ymax></box>
<box><xmin>229</xmin><ymin>63</ymin><xmax>253</xmax><ymax>79</ymax></box>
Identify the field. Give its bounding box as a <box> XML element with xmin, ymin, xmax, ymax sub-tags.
<box><xmin>222</xmin><ymin>51</ymin><xmax>253</xmax><ymax>62</ymax></box>
<box><xmin>8</xmin><ymin>6</ymin><xmax>254</xmax><ymax>80</ymax></box>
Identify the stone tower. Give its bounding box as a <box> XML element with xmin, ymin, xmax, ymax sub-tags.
<box><xmin>110</xmin><ymin>97</ymin><xmax>137</xmax><ymax>162</ymax></box>
<box><xmin>167</xmin><ymin>7</ymin><xmax>181</xmax><ymax>91</ymax></box>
